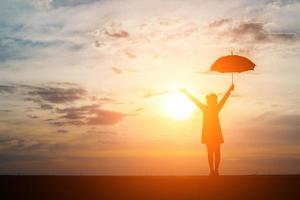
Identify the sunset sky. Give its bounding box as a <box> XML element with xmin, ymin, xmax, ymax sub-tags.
<box><xmin>0</xmin><ymin>0</ymin><xmax>300</xmax><ymax>175</ymax></box>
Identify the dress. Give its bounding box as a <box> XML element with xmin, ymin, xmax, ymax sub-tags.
<box><xmin>201</xmin><ymin>105</ymin><xmax>224</xmax><ymax>145</ymax></box>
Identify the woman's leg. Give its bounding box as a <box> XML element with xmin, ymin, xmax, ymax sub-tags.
<box><xmin>214</xmin><ymin>144</ymin><xmax>221</xmax><ymax>174</ymax></box>
<box><xmin>206</xmin><ymin>145</ymin><xmax>214</xmax><ymax>175</ymax></box>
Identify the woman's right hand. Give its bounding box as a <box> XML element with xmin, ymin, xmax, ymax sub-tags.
<box><xmin>230</xmin><ymin>84</ymin><xmax>235</xmax><ymax>91</ymax></box>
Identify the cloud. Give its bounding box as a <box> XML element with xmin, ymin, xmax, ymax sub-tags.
<box><xmin>56</xmin><ymin>129</ymin><xmax>68</xmax><ymax>133</ymax></box>
<box><xmin>50</xmin><ymin>120</ymin><xmax>84</xmax><ymax>126</ymax></box>
<box><xmin>193</xmin><ymin>70</ymin><xmax>222</xmax><ymax>75</ymax></box>
<box><xmin>0</xmin><ymin>153</ymin><xmax>47</xmax><ymax>164</ymax></box>
<box><xmin>111</xmin><ymin>67</ymin><xmax>136</xmax><ymax>75</ymax></box>
<box><xmin>0</xmin><ymin>83</ymin><xmax>86</xmax><ymax>105</ymax></box>
<box><xmin>81</xmin><ymin>128</ymin><xmax>116</xmax><ymax>139</ymax></box>
<box><xmin>111</xmin><ymin>67</ymin><xmax>123</xmax><ymax>74</ymax></box>
<box><xmin>91</xmin><ymin>21</ymin><xmax>130</xmax><ymax>42</ymax></box>
<box><xmin>134</xmin><ymin>107</ymin><xmax>144</xmax><ymax>112</ymax></box>
<box><xmin>142</xmin><ymin>90</ymin><xmax>169</xmax><ymax>98</ymax></box>
<box><xmin>103</xmin><ymin>21</ymin><xmax>129</xmax><ymax>38</ymax></box>
<box><xmin>86</xmin><ymin>109</ymin><xmax>124</xmax><ymax>125</ymax></box>
<box><xmin>97</xmin><ymin>97</ymin><xmax>118</xmax><ymax>104</ymax></box>
<box><xmin>50</xmin><ymin>0</ymin><xmax>100</xmax><ymax>7</ymax></box>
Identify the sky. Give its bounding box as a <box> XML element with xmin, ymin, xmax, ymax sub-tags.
<box><xmin>0</xmin><ymin>0</ymin><xmax>300</xmax><ymax>175</ymax></box>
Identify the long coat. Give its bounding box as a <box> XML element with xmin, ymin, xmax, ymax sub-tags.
<box><xmin>201</xmin><ymin>105</ymin><xmax>224</xmax><ymax>144</ymax></box>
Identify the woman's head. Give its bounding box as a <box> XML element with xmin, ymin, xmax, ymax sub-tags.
<box><xmin>206</xmin><ymin>93</ymin><xmax>218</xmax><ymax>105</ymax></box>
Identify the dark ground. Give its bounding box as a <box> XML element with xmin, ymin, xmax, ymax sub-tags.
<box><xmin>1</xmin><ymin>175</ymin><xmax>299</xmax><ymax>200</ymax></box>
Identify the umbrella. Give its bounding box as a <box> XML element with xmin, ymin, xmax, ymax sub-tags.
<box><xmin>210</xmin><ymin>53</ymin><xmax>255</xmax><ymax>84</ymax></box>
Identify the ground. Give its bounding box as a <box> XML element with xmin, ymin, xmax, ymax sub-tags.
<box><xmin>1</xmin><ymin>175</ymin><xmax>299</xmax><ymax>200</ymax></box>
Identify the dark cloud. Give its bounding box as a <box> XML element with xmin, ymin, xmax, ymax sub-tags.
<box><xmin>0</xmin><ymin>85</ymin><xmax>16</xmax><ymax>94</ymax></box>
<box><xmin>94</xmin><ymin>40</ymin><xmax>104</xmax><ymax>47</ymax></box>
<box><xmin>0</xmin><ymin>109</ymin><xmax>12</xmax><ymax>113</ymax></box>
<box><xmin>257</xmin><ymin>112</ymin><xmax>300</xmax><ymax>127</ymax></box>
<box><xmin>209</xmin><ymin>19</ymin><xmax>300</xmax><ymax>43</ymax></box>
<box><xmin>27</xmin><ymin>86</ymin><xmax>86</xmax><ymax>104</ymax></box>
<box><xmin>46</xmin><ymin>81</ymin><xmax>80</xmax><ymax>87</ymax></box>
<box><xmin>50</xmin><ymin>120</ymin><xmax>84</xmax><ymax>126</ymax></box>
<box><xmin>248</xmin><ymin>112</ymin><xmax>300</xmax><ymax>143</ymax></box>
<box><xmin>142</xmin><ymin>90</ymin><xmax>169</xmax><ymax>98</ymax></box>
<box><xmin>236</xmin><ymin>47</ymin><xmax>256</xmax><ymax>55</ymax></box>
<box><xmin>0</xmin><ymin>82</ymin><xmax>125</xmax><ymax>127</ymax></box>
<box><xmin>40</xmin><ymin>103</ymin><xmax>53</xmax><ymax>110</ymax></box>
<box><xmin>126</xmin><ymin>107</ymin><xmax>145</xmax><ymax>117</ymax></box>
<box><xmin>0</xmin><ymin>135</ymin><xmax>13</xmax><ymax>144</ymax></box>
<box><xmin>230</xmin><ymin>22</ymin><xmax>298</xmax><ymax>42</ymax></box>
<box><xmin>0</xmin><ymin>153</ymin><xmax>47</xmax><ymax>164</ymax></box>
<box><xmin>51</xmin><ymin>104</ymin><xmax>124</xmax><ymax>126</ymax></box>
<box><xmin>0</xmin><ymin>83</ymin><xmax>86</xmax><ymax>105</ymax></box>
<box><xmin>56</xmin><ymin>104</ymin><xmax>98</xmax><ymax>120</ymax></box>
<box><xmin>24</xmin><ymin>142</ymin><xmax>49</xmax><ymax>151</ymax></box>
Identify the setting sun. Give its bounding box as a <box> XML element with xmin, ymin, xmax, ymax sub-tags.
<box><xmin>164</xmin><ymin>91</ymin><xmax>196</xmax><ymax>120</ymax></box>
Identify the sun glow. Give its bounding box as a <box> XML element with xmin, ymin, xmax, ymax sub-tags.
<box><xmin>164</xmin><ymin>91</ymin><xmax>196</xmax><ymax>120</ymax></box>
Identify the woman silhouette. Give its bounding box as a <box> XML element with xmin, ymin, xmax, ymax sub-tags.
<box><xmin>181</xmin><ymin>84</ymin><xmax>234</xmax><ymax>176</ymax></box>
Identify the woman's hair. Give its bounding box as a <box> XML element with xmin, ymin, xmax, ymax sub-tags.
<box><xmin>206</xmin><ymin>93</ymin><xmax>217</xmax><ymax>103</ymax></box>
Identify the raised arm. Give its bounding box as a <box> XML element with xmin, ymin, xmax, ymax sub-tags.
<box><xmin>217</xmin><ymin>84</ymin><xmax>234</xmax><ymax>111</ymax></box>
<box><xmin>180</xmin><ymin>88</ymin><xmax>205</xmax><ymax>111</ymax></box>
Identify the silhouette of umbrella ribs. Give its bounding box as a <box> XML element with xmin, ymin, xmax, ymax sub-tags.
<box><xmin>210</xmin><ymin>54</ymin><xmax>256</xmax><ymax>83</ymax></box>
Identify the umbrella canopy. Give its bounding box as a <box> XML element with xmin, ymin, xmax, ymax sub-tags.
<box><xmin>210</xmin><ymin>55</ymin><xmax>255</xmax><ymax>73</ymax></box>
